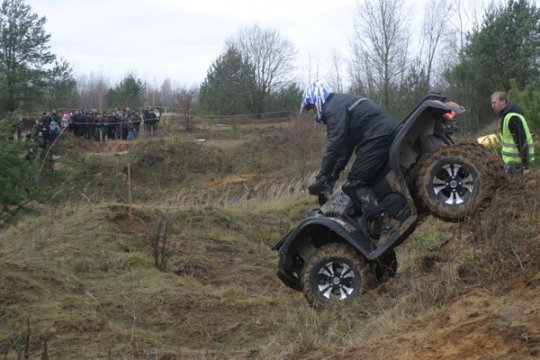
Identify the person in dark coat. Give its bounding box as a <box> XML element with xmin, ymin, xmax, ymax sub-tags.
<box><xmin>95</xmin><ymin>113</ymin><xmax>106</xmax><ymax>141</ymax></box>
<box><xmin>72</xmin><ymin>110</ymin><xmax>82</xmax><ymax>136</ymax></box>
<box><xmin>490</xmin><ymin>91</ymin><xmax>535</xmax><ymax>177</ymax></box>
<box><xmin>121</xmin><ymin>108</ymin><xmax>130</xmax><ymax>140</ymax></box>
<box><xmin>300</xmin><ymin>80</ymin><xmax>399</xmax><ymax>243</ymax></box>
<box><xmin>107</xmin><ymin>114</ymin><xmax>116</xmax><ymax>140</ymax></box>
<box><xmin>35</xmin><ymin>131</ymin><xmax>47</xmax><ymax>150</ymax></box>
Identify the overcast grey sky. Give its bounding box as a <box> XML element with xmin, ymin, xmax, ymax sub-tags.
<box><xmin>25</xmin><ymin>0</ymin><xmax>517</xmax><ymax>89</ymax></box>
<box><xmin>26</xmin><ymin>0</ymin><xmax>363</xmax><ymax>88</ymax></box>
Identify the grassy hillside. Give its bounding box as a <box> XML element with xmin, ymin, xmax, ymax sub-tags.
<box><xmin>0</xmin><ymin>119</ymin><xmax>538</xmax><ymax>359</ymax></box>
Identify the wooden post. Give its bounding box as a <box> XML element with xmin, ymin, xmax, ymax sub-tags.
<box><xmin>127</xmin><ymin>163</ymin><xmax>133</xmax><ymax>220</ymax></box>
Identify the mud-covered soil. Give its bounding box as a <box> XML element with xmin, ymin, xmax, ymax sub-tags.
<box><xmin>332</xmin><ymin>274</ymin><xmax>539</xmax><ymax>359</ymax></box>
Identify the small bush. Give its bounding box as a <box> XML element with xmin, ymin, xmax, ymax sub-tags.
<box><xmin>146</xmin><ymin>216</ymin><xmax>172</xmax><ymax>271</ymax></box>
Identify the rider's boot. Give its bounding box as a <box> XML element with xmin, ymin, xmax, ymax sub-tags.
<box><xmin>377</xmin><ymin>211</ymin><xmax>400</xmax><ymax>245</ymax></box>
<box><xmin>342</xmin><ymin>180</ymin><xmax>400</xmax><ymax>244</ymax></box>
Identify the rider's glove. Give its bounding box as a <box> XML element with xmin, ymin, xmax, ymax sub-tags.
<box><xmin>308</xmin><ymin>173</ymin><xmax>329</xmax><ymax>195</ymax></box>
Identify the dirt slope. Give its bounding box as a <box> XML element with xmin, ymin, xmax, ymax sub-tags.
<box><xmin>303</xmin><ymin>174</ymin><xmax>540</xmax><ymax>360</ymax></box>
<box><xmin>339</xmin><ymin>275</ymin><xmax>539</xmax><ymax>359</ymax></box>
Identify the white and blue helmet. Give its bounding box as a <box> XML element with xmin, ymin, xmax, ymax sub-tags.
<box><xmin>300</xmin><ymin>80</ymin><xmax>333</xmax><ymax>123</ymax></box>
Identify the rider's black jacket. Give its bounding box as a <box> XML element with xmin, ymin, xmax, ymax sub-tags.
<box><xmin>319</xmin><ymin>93</ymin><xmax>395</xmax><ymax>178</ymax></box>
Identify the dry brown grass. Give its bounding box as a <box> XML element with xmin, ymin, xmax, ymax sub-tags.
<box><xmin>1</xmin><ymin>120</ymin><xmax>539</xmax><ymax>359</ymax></box>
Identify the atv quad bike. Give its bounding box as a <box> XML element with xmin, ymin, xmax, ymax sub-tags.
<box><xmin>272</xmin><ymin>93</ymin><xmax>504</xmax><ymax>307</ymax></box>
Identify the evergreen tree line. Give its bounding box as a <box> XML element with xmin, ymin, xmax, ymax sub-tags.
<box><xmin>2</xmin><ymin>0</ymin><xmax>538</xmax><ymax>129</ymax></box>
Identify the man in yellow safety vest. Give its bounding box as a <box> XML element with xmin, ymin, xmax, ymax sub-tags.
<box><xmin>490</xmin><ymin>91</ymin><xmax>535</xmax><ymax>177</ymax></box>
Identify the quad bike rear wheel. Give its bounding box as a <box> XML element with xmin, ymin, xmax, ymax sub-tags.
<box><xmin>301</xmin><ymin>243</ymin><xmax>375</xmax><ymax>307</ymax></box>
<box><xmin>416</xmin><ymin>145</ymin><xmax>495</xmax><ymax>221</ymax></box>
<box><xmin>457</xmin><ymin>142</ymin><xmax>506</xmax><ymax>186</ymax></box>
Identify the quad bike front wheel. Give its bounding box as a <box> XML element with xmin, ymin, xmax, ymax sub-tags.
<box><xmin>416</xmin><ymin>145</ymin><xmax>494</xmax><ymax>221</ymax></box>
<box><xmin>301</xmin><ymin>243</ymin><xmax>375</xmax><ymax>307</ymax></box>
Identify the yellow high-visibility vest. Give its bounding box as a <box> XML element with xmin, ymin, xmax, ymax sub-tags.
<box><xmin>501</xmin><ymin>112</ymin><xmax>535</xmax><ymax>165</ymax></box>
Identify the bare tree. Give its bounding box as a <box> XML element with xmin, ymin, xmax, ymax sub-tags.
<box><xmin>144</xmin><ymin>79</ymin><xmax>159</xmax><ymax>108</ymax></box>
<box><xmin>227</xmin><ymin>25</ymin><xmax>296</xmax><ymax>114</ymax></box>
<box><xmin>176</xmin><ymin>85</ymin><xmax>198</xmax><ymax>130</ymax></box>
<box><xmin>419</xmin><ymin>0</ymin><xmax>456</xmax><ymax>89</ymax></box>
<box><xmin>76</xmin><ymin>72</ymin><xmax>110</xmax><ymax>110</ymax></box>
<box><xmin>329</xmin><ymin>48</ymin><xmax>344</xmax><ymax>93</ymax></box>
<box><xmin>436</xmin><ymin>0</ymin><xmax>492</xmax><ymax>91</ymax></box>
<box><xmin>305</xmin><ymin>50</ymin><xmax>322</xmax><ymax>85</ymax></box>
<box><xmin>350</xmin><ymin>0</ymin><xmax>410</xmax><ymax>106</ymax></box>
<box><xmin>453</xmin><ymin>0</ymin><xmax>494</xmax><ymax>51</ymax></box>
<box><xmin>160</xmin><ymin>78</ymin><xmax>175</xmax><ymax>108</ymax></box>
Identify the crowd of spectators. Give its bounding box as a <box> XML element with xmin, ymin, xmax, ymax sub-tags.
<box><xmin>65</xmin><ymin>107</ymin><xmax>160</xmax><ymax>141</ymax></box>
<box><xmin>16</xmin><ymin>107</ymin><xmax>161</xmax><ymax>162</ymax></box>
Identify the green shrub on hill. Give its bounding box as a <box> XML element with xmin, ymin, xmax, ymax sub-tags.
<box><xmin>0</xmin><ymin>113</ymin><xmax>40</xmax><ymax>224</ymax></box>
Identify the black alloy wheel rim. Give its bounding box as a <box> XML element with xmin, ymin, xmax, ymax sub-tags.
<box><xmin>316</xmin><ymin>260</ymin><xmax>357</xmax><ymax>301</ymax></box>
<box><xmin>431</xmin><ymin>162</ymin><xmax>476</xmax><ymax>206</ymax></box>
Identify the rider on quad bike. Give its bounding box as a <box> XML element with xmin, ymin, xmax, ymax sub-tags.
<box><xmin>301</xmin><ymin>81</ymin><xmax>400</xmax><ymax>246</ymax></box>
<box><xmin>273</xmin><ymin>86</ymin><xmax>504</xmax><ymax>307</ymax></box>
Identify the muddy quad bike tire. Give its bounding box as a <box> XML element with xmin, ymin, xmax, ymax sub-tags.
<box><xmin>457</xmin><ymin>142</ymin><xmax>506</xmax><ymax>187</ymax></box>
<box><xmin>416</xmin><ymin>144</ymin><xmax>494</xmax><ymax>221</ymax></box>
<box><xmin>301</xmin><ymin>243</ymin><xmax>376</xmax><ymax>307</ymax></box>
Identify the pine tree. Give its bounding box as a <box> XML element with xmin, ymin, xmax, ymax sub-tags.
<box><xmin>199</xmin><ymin>46</ymin><xmax>255</xmax><ymax>115</ymax></box>
<box><xmin>0</xmin><ymin>0</ymin><xmax>56</xmax><ymax>112</ymax></box>
<box><xmin>508</xmin><ymin>80</ymin><xmax>540</xmax><ymax>134</ymax></box>
<box><xmin>107</xmin><ymin>74</ymin><xmax>145</xmax><ymax>110</ymax></box>
<box><xmin>447</xmin><ymin>0</ymin><xmax>540</xmax><ymax>131</ymax></box>
<box><xmin>0</xmin><ymin>113</ymin><xmax>37</xmax><ymax>223</ymax></box>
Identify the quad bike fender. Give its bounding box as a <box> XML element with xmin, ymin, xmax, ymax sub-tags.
<box><xmin>273</xmin><ymin>214</ymin><xmax>373</xmax><ymax>258</ymax></box>
<box><xmin>272</xmin><ymin>213</ymin><xmax>376</xmax><ymax>291</ymax></box>
<box><xmin>395</xmin><ymin>99</ymin><xmax>460</xmax><ymax>138</ymax></box>
<box><xmin>387</xmin><ymin>98</ymin><xmax>458</xmax><ymax>215</ymax></box>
